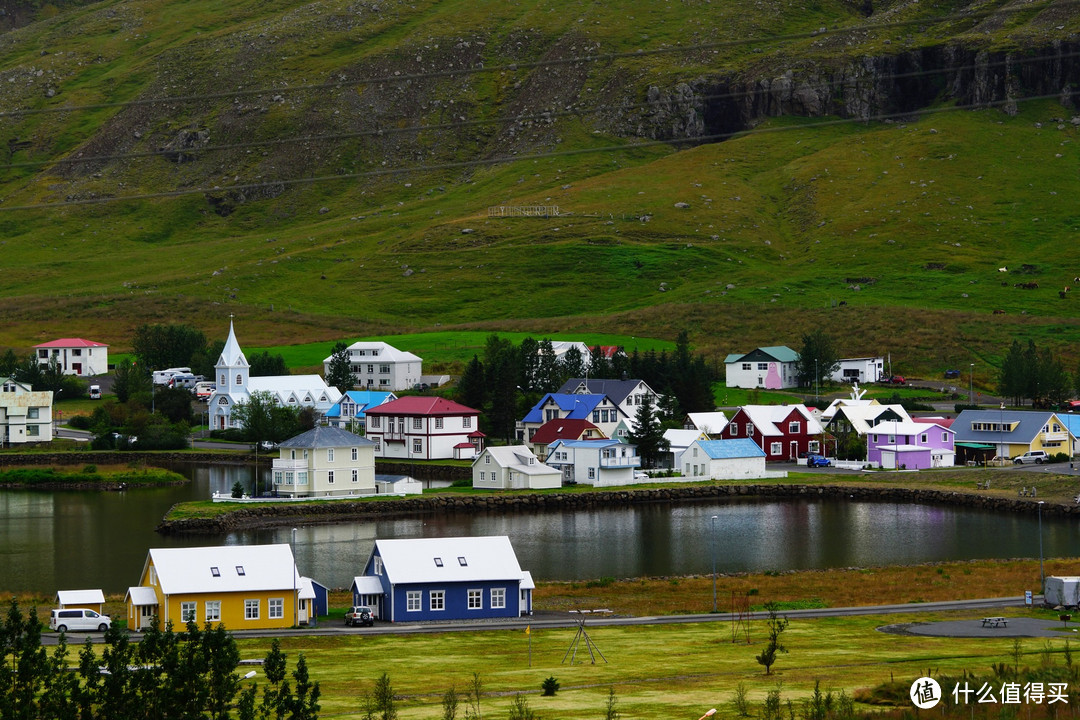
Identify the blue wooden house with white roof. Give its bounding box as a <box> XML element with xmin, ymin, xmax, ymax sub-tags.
<box><xmin>352</xmin><ymin>536</ymin><xmax>533</xmax><ymax>622</ymax></box>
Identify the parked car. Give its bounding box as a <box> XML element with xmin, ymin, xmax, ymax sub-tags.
<box><xmin>806</xmin><ymin>454</ymin><xmax>832</xmax><ymax>467</ymax></box>
<box><xmin>885</xmin><ymin>375</ymin><xmax>906</xmax><ymax>385</ymax></box>
<box><xmin>49</xmin><ymin>608</ymin><xmax>111</xmax><ymax>633</ymax></box>
<box><xmin>258</xmin><ymin>440</ymin><xmax>278</xmax><ymax>451</ymax></box>
<box><xmin>88</xmin><ymin>385</ymin><xmax>102</xmax><ymax>399</ymax></box>
<box><xmin>944</xmin><ymin>369</ymin><xmax>961</xmax><ymax>379</ymax></box>
<box><xmin>345</xmin><ymin>606</ymin><xmax>374</xmax><ymax>627</ymax></box>
<box><xmin>634</xmin><ymin>471</ymin><xmax>650</xmax><ymax>481</ymax></box>
<box><xmin>1013</xmin><ymin>450</ymin><xmax>1048</xmax><ymax>465</ymax></box>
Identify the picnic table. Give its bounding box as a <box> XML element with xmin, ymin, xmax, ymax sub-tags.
<box><xmin>981</xmin><ymin>617</ymin><xmax>1008</xmax><ymax>628</ymax></box>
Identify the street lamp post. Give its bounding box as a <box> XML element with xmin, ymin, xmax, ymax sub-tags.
<box><xmin>710</xmin><ymin>515</ymin><xmax>719</xmax><ymax>613</ymax></box>
<box><xmin>969</xmin><ymin>363</ymin><xmax>975</xmax><ymax>405</ymax></box>
<box><xmin>292</xmin><ymin>527</ymin><xmax>298</xmax><ymax>626</ymax></box>
<box><xmin>1038</xmin><ymin>501</ymin><xmax>1045</xmax><ymax>594</ymax></box>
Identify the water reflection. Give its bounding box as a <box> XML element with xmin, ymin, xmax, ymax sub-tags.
<box><xmin>0</xmin><ymin>460</ymin><xmax>1073</xmax><ymax>594</ymax></box>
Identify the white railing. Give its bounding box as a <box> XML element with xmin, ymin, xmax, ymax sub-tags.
<box><xmin>271</xmin><ymin>459</ymin><xmax>308</xmax><ymax>471</ymax></box>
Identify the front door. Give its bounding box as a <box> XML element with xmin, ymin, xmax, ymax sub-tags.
<box><xmin>790</xmin><ymin>441</ymin><xmax>798</xmax><ymax>461</ymax></box>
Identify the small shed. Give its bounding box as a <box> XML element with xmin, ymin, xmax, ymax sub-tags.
<box><xmin>1044</xmin><ymin>576</ymin><xmax>1080</xmax><ymax>607</ymax></box>
<box><xmin>55</xmin><ymin>589</ymin><xmax>105</xmax><ymax>613</ymax></box>
<box><xmin>306</xmin><ymin>577</ymin><xmax>330</xmax><ymax>618</ymax></box>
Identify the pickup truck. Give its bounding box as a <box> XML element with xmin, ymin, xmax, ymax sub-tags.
<box><xmin>344</xmin><ymin>606</ymin><xmax>374</xmax><ymax>627</ymax></box>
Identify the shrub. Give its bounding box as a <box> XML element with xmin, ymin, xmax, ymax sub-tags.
<box><xmin>541</xmin><ymin>676</ymin><xmax>559</xmax><ymax>696</ymax></box>
<box><xmin>67</xmin><ymin>415</ymin><xmax>92</xmax><ymax>430</ymax></box>
<box><xmin>82</xmin><ymin>464</ymin><xmax>97</xmax><ymax>474</ymax></box>
<box><xmin>231</xmin><ymin>481</ymin><xmax>244</xmax><ymax>499</ymax></box>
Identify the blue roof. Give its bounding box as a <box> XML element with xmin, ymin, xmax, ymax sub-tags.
<box><xmin>522</xmin><ymin>393</ymin><xmax>607</xmax><ymax>423</ymax></box>
<box><xmin>325</xmin><ymin>390</ymin><xmax>396</xmax><ymax>419</ymax></box>
<box><xmin>1059</xmin><ymin>413</ymin><xmax>1080</xmax><ymax>438</ymax></box>
<box><xmin>697</xmin><ymin>438</ymin><xmax>766</xmax><ymax>459</ymax></box>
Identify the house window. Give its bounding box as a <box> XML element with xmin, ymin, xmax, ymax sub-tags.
<box><xmin>352</xmin><ymin>469</ymin><xmax>358</xmax><ymax>482</ymax></box>
<box><xmin>181</xmin><ymin>602</ymin><xmax>197</xmax><ymax>623</ymax></box>
<box><xmin>434</xmin><ymin>557</ymin><xmax>443</xmax><ymax>567</ymax></box>
<box><xmin>435</xmin><ymin>417</ymin><xmax>443</xmax><ymax>429</ymax></box>
<box><xmin>244</xmin><ymin>599</ymin><xmax>260</xmax><ymax>620</ymax></box>
<box><xmin>921</xmin><ymin>433</ymin><xmax>928</xmax><ymax>443</ymax></box>
<box><xmin>371</xmin><ymin>417</ymin><xmax>381</xmax><ymax>428</ymax></box>
<box><xmin>747</xmin><ymin>423</ymin><xmax>755</xmax><ymax>436</ymax></box>
<box><xmin>374</xmin><ymin>556</ymin><xmax>383</xmax><ymax>575</ymax></box>
<box><xmin>269</xmin><ymin>598</ymin><xmax>284</xmax><ymax>619</ymax></box>
<box><xmin>328</xmin><ymin>471</ymin><xmax>334</xmax><ymax>484</ymax></box>
<box><xmin>236</xmin><ymin>374</ymin><xmax>243</xmax><ymax>385</ymax></box>
<box><xmin>770</xmin><ymin>442</ymin><xmax>782</xmax><ymax>455</ymax></box>
<box><xmin>220</xmin><ymin>374</ymin><xmax>226</xmax><ymax>385</ymax></box>
<box><xmin>592</xmin><ymin>411</ymin><xmax>600</xmax><ymax>423</ymax></box>
<box><xmin>789</xmin><ymin>421</ymin><xmax>800</xmax><ymax>433</ymax></box>
<box><xmin>367</xmin><ymin>365</ymin><xmax>374</xmax><ymax>374</ymax></box>
<box><xmin>205</xmin><ymin>601</ymin><xmax>221</xmax><ymax>623</ymax></box>
<box><xmin>274</xmin><ymin>472</ymin><xmax>282</xmax><ymax>485</ymax></box>
<box><xmin>413</xmin><ymin>417</ymin><xmax>422</xmax><ymax>430</ymax></box>
<box><xmin>380</xmin><ymin>364</ymin><xmax>390</xmax><ymax>374</ymax></box>
<box><xmin>491</xmin><ymin>588</ymin><xmax>506</xmax><ymax>609</ymax></box>
<box><xmin>236</xmin><ymin>566</ymin><xmax>246</xmax><ymax>576</ymax></box>
<box><xmin>352</xmin><ymin>448</ymin><xmax>358</xmax><ymax>461</ymax></box>
<box><xmin>26</xmin><ymin>426</ymin><xmax>39</xmax><ymax>437</ymax></box>
<box><xmin>872</xmin><ymin>434</ymin><xmax>879</xmax><ymax>443</ymax></box>
<box><xmin>413</xmin><ymin>439</ymin><xmax>422</xmax><ymax>453</ymax></box>
<box><xmin>430</xmin><ymin>591</ymin><xmax>445</xmax><ymax>611</ymax></box>
<box><xmin>742</xmin><ymin>363</ymin><xmax>751</xmax><ymax>370</ymax></box>
<box><xmin>588</xmin><ymin>467</ymin><xmax>596</xmax><ymax>479</ymax></box>
<box><xmin>27</xmin><ymin>407</ymin><xmax>38</xmax><ymax>419</ymax></box>
<box><xmin>758</xmin><ymin>363</ymin><xmax>768</xmax><ymax>370</ymax></box>
<box><xmin>808</xmin><ymin>440</ymin><xmax>820</xmax><ymax>453</ymax></box>
<box><xmin>374</xmin><ymin>440</ymin><xmax>381</xmax><ymax>452</ymax></box>
<box><xmin>327</xmin><ymin>448</ymin><xmax>335</xmax><ymax>462</ymax></box>
<box><xmin>943</xmin><ymin>433</ymin><xmax>950</xmax><ymax>443</ymax></box>
<box><xmin>888</xmin><ymin>435</ymin><xmax>896</xmax><ymax>443</ymax></box>
<box><xmin>463</xmin><ymin>417</ymin><xmax>472</xmax><ymax>428</ymax></box>
<box><xmin>406</xmin><ymin>591</ymin><xmax>421</xmax><ymax>612</ymax></box>
<box><xmin>468</xmin><ymin>589</ymin><xmax>483</xmax><ymax>609</ymax></box>
<box><xmin>297</xmin><ymin>472</ymin><xmax>308</xmax><ymax>485</ymax></box>
<box><xmin>211</xmin><ymin>566</ymin><xmax>220</xmax><ymax>577</ymax></box>
<box><xmin>729</xmin><ymin>423</ymin><xmax>738</xmax><ymax>435</ymax></box>
<box><xmin>458</xmin><ymin>556</ymin><xmax>468</xmax><ymax>566</ymax></box>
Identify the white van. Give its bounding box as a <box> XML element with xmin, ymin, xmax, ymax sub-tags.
<box><xmin>89</xmin><ymin>385</ymin><xmax>102</xmax><ymax>399</ymax></box>
<box><xmin>195</xmin><ymin>381</ymin><xmax>216</xmax><ymax>400</ymax></box>
<box><xmin>49</xmin><ymin>608</ymin><xmax>111</xmax><ymax>633</ymax></box>
<box><xmin>152</xmin><ymin>367</ymin><xmax>191</xmax><ymax>385</ymax></box>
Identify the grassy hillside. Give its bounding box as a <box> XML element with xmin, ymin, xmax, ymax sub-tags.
<box><xmin>0</xmin><ymin>0</ymin><xmax>1078</xmax><ymax>378</ymax></box>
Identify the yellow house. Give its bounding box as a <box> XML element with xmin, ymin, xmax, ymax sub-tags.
<box><xmin>125</xmin><ymin>544</ymin><xmax>306</xmax><ymax>632</ymax></box>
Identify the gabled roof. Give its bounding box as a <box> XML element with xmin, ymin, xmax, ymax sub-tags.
<box><xmin>820</xmin><ymin>397</ymin><xmax>879</xmax><ymax>422</ymax></box>
<box><xmin>218</xmin><ymin>320</ymin><xmax>248</xmax><ymax>367</ymax></box>
<box><xmin>522</xmin><ymin>393</ymin><xmax>610</xmax><ymax>423</ymax></box>
<box><xmin>735</xmin><ymin>404</ymin><xmax>823</xmax><ymax>436</ymax></box>
<box><xmin>953</xmin><ymin>409</ymin><xmax>1066</xmax><ymax>444</ymax></box>
<box><xmin>664</xmin><ymin>428</ymin><xmax>708</xmax><ymax>450</ymax></box>
<box><xmin>34</xmin><ymin>338</ymin><xmax>108</xmax><ymax>348</ymax></box>
<box><xmin>56</xmin><ymin>589</ymin><xmax>105</xmax><ymax>605</ymax></box>
<box><xmin>326</xmin><ymin>391</ymin><xmax>397</xmax><ymax>419</ymax></box>
<box><xmin>868</xmin><ymin>420</ymin><xmax>952</xmax><ymax>436</ymax></box>
<box><xmin>556</xmin><ymin>378</ymin><xmax>654</xmax><ymax>406</ymax></box>
<box><xmin>686</xmin><ymin>412</ymin><xmax>728</xmax><ymax>434</ymax></box>
<box><xmin>529</xmin><ymin>418</ymin><xmax>603</xmax><ymax>445</ymax></box>
<box><xmin>828</xmin><ymin>404</ymin><xmax>911</xmax><ymax>434</ymax></box>
<box><xmin>478</xmin><ymin>446</ymin><xmax>559</xmax><ymax>475</ymax></box>
<box><xmin>327</xmin><ymin>341</ymin><xmax>421</xmax><ymax>364</ymax></box>
<box><xmin>366</xmin><ymin>396</ymin><xmax>478</xmax><ymax>417</ymax></box>
<box><xmin>724</xmin><ymin>346</ymin><xmax>799</xmax><ymax>364</ymax></box>
<box><xmin>696</xmin><ymin>438</ymin><xmax>767</xmax><ymax>459</ymax></box>
<box><xmin>279</xmin><ymin>425</ymin><xmax>375</xmax><ymax>449</ymax></box>
<box><xmin>371</xmin><ymin>536</ymin><xmax>526</xmax><ymax>585</ymax></box>
<box><xmin>146</xmin><ymin>544</ymin><xmax>299</xmax><ymax>595</ymax></box>
<box><xmin>913</xmin><ymin>416</ymin><xmax>955</xmax><ymax>428</ymax></box>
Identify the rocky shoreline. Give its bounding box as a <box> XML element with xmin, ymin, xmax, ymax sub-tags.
<box><xmin>155</xmin><ymin>482</ymin><xmax>1075</xmax><ymax>535</ymax></box>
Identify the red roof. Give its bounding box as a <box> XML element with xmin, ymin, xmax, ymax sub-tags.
<box><xmin>33</xmin><ymin>338</ymin><xmax>108</xmax><ymax>348</ymax></box>
<box><xmin>365</xmin><ymin>396</ymin><xmax>479</xmax><ymax>417</ymax></box>
<box><xmin>530</xmin><ymin>418</ymin><xmax>602</xmax><ymax>445</ymax></box>
<box><xmin>589</xmin><ymin>345</ymin><xmax>623</xmax><ymax>359</ymax></box>
<box><xmin>913</xmin><ymin>417</ymin><xmax>954</xmax><ymax>428</ymax></box>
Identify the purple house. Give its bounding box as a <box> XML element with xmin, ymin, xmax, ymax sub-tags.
<box><xmin>867</xmin><ymin>420</ymin><xmax>955</xmax><ymax>469</ymax></box>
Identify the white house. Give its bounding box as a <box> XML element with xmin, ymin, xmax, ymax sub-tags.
<box><xmin>724</xmin><ymin>346</ymin><xmax>800</xmax><ymax>389</ymax></box>
<box><xmin>272</xmin><ymin>426</ymin><xmax>376</xmax><ymax>497</ymax></box>
<box><xmin>664</xmin><ymin>428</ymin><xmax>709</xmax><ymax>470</ymax></box>
<box><xmin>33</xmin><ymin>338</ymin><xmax>109</xmax><ymax>377</ymax></box>
<box><xmin>323</xmin><ymin>341</ymin><xmax>422</xmax><ymax>392</ymax></box>
<box><xmin>545</xmin><ymin>438</ymin><xmax>641</xmax><ymax>486</ymax></box>
<box><xmin>208</xmin><ymin>321</ymin><xmax>341</xmax><ymax>430</ymax></box>
<box><xmin>685</xmin><ymin>412</ymin><xmax>728</xmax><ymax>435</ymax></box>
<box><xmin>472</xmin><ymin>446</ymin><xmax>562</xmax><ymax>490</ymax></box>
<box><xmin>0</xmin><ymin>377</ymin><xmax>53</xmax><ymax>445</ymax></box>
<box><xmin>830</xmin><ymin>357</ymin><xmax>886</xmax><ymax>384</ymax></box>
<box><xmin>681</xmin><ymin>438</ymin><xmax>773</xmax><ymax>480</ymax></box>
<box><xmin>365</xmin><ymin>396</ymin><xmax>484</xmax><ymax>460</ymax></box>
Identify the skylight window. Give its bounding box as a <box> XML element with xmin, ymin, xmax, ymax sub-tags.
<box><xmin>236</xmin><ymin>566</ymin><xmax>246</xmax><ymax>576</ymax></box>
<box><xmin>458</xmin><ymin>557</ymin><xmax>468</xmax><ymax>567</ymax></box>
<box><xmin>211</xmin><ymin>567</ymin><xmax>220</xmax><ymax>577</ymax></box>
<box><xmin>434</xmin><ymin>557</ymin><xmax>443</xmax><ymax>567</ymax></box>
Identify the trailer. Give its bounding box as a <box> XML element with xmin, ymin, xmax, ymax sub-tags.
<box><xmin>1044</xmin><ymin>576</ymin><xmax>1080</xmax><ymax>607</ymax></box>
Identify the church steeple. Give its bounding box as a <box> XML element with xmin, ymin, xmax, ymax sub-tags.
<box><xmin>216</xmin><ymin>317</ymin><xmax>249</xmax><ymax>393</ymax></box>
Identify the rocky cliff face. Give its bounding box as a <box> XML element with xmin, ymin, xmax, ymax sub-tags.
<box><xmin>633</xmin><ymin>41</ymin><xmax>1080</xmax><ymax>141</ymax></box>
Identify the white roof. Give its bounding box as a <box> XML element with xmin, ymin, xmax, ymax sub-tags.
<box><xmin>218</xmin><ymin>320</ymin><xmax>248</xmax><ymax>367</ymax></box>
<box><xmin>249</xmin><ymin>375</ymin><xmax>342</xmax><ymax>405</ymax></box>
<box><xmin>478</xmin><ymin>446</ymin><xmax>559</xmax><ymax>476</ymax></box>
<box><xmin>125</xmin><ymin>586</ymin><xmax>158</xmax><ymax>606</ymax></box>
<box><xmin>299</xmin><ymin>576</ymin><xmax>316</xmax><ymax>600</ymax></box>
<box><xmin>664</xmin><ymin>428</ymin><xmax>708</xmax><ymax>450</ymax></box>
<box><xmin>521</xmin><ymin>570</ymin><xmax>535</xmax><ymax>590</ymax></box>
<box><xmin>352</xmin><ymin>576</ymin><xmax>385</xmax><ymax>594</ymax></box>
<box><xmin>834</xmin><ymin>405</ymin><xmax>913</xmax><ymax>434</ymax></box>
<box><xmin>373</xmin><ymin>536</ymin><xmax>526</xmax><ymax>585</ymax></box>
<box><xmin>686</xmin><ymin>412</ymin><xmax>728</xmax><ymax>433</ymax></box>
<box><xmin>330</xmin><ymin>341</ymin><xmax>421</xmax><ymax>364</ymax></box>
<box><xmin>147</xmin><ymin>544</ymin><xmax>300</xmax><ymax>595</ymax></box>
<box><xmin>739</xmin><ymin>404</ymin><xmax>823</xmax><ymax>436</ymax></box>
<box><xmin>869</xmin><ymin>419</ymin><xmax>946</xmax><ymax>435</ymax></box>
<box><xmin>56</xmin><ymin>589</ymin><xmax>105</xmax><ymax>605</ymax></box>
<box><xmin>820</xmin><ymin>398</ymin><xmax>878</xmax><ymax>421</ymax></box>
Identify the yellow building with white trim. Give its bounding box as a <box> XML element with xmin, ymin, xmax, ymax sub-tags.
<box><xmin>125</xmin><ymin>544</ymin><xmax>307</xmax><ymax>631</ymax></box>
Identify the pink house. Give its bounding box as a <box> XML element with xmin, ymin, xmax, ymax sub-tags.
<box><xmin>718</xmin><ymin>404</ymin><xmax>823</xmax><ymax>461</ymax></box>
<box><xmin>365</xmin><ymin>396</ymin><xmax>484</xmax><ymax>460</ymax></box>
<box><xmin>866</xmin><ymin>420</ymin><xmax>955</xmax><ymax>469</ymax></box>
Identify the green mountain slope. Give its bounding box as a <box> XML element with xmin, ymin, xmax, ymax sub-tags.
<box><xmin>0</xmin><ymin>0</ymin><xmax>1078</xmax><ymax>374</ymax></box>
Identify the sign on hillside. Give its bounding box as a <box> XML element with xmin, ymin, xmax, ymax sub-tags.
<box><xmin>487</xmin><ymin>205</ymin><xmax>561</xmax><ymax>218</ymax></box>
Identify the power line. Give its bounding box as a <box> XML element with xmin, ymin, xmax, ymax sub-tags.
<box><xmin>0</xmin><ymin>92</ymin><xmax>1061</xmax><ymax>213</ymax></box>
<box><xmin>4</xmin><ymin>47</ymin><xmax>1075</xmax><ymax>172</ymax></box>
<box><xmin>0</xmin><ymin>0</ymin><xmax>1064</xmax><ymax>120</ymax></box>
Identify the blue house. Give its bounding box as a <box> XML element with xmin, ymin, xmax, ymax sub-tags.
<box><xmin>353</xmin><ymin>536</ymin><xmax>534</xmax><ymax>623</ymax></box>
<box><xmin>324</xmin><ymin>390</ymin><xmax>397</xmax><ymax>430</ymax></box>
<box><xmin>516</xmin><ymin>392</ymin><xmax>626</xmax><ymax>444</ymax></box>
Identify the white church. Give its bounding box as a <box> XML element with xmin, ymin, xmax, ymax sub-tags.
<box><xmin>208</xmin><ymin>321</ymin><xmax>342</xmax><ymax>431</ymax></box>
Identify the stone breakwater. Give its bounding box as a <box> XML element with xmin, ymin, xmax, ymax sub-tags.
<box><xmin>155</xmin><ymin>483</ymin><xmax>1078</xmax><ymax>536</ymax></box>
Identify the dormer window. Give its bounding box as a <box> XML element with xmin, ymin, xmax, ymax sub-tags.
<box><xmin>434</xmin><ymin>557</ymin><xmax>443</xmax><ymax>567</ymax></box>
<box><xmin>458</xmin><ymin>557</ymin><xmax>468</xmax><ymax>566</ymax></box>
<box><xmin>211</xmin><ymin>567</ymin><xmax>220</xmax><ymax>577</ymax></box>
<box><xmin>235</xmin><ymin>566</ymin><xmax>246</xmax><ymax>576</ymax></box>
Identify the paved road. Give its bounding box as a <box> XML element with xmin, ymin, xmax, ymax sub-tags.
<box><xmin>43</xmin><ymin>596</ymin><xmax>1036</xmax><ymax>645</ymax></box>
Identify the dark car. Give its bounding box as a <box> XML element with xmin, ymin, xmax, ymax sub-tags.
<box><xmin>944</xmin><ymin>369</ymin><xmax>961</xmax><ymax>379</ymax></box>
<box><xmin>345</xmin><ymin>606</ymin><xmax>374</xmax><ymax>627</ymax></box>
<box><xmin>806</xmin><ymin>454</ymin><xmax>832</xmax><ymax>468</ymax></box>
